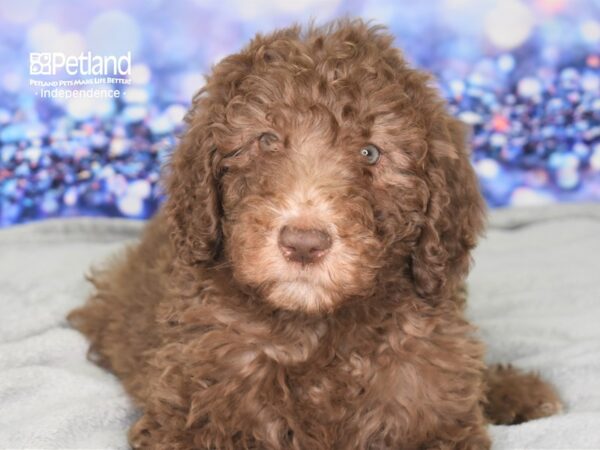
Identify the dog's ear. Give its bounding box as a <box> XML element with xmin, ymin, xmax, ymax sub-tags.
<box><xmin>163</xmin><ymin>51</ymin><xmax>255</xmax><ymax>266</ymax></box>
<box><xmin>411</xmin><ymin>116</ymin><xmax>486</xmax><ymax>302</ymax></box>
<box><xmin>164</xmin><ymin>99</ymin><xmax>222</xmax><ymax>266</ymax></box>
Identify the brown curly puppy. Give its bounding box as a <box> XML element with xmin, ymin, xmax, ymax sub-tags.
<box><xmin>68</xmin><ymin>20</ymin><xmax>562</xmax><ymax>450</ymax></box>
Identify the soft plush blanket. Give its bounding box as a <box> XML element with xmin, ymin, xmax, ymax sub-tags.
<box><xmin>1</xmin><ymin>204</ymin><xmax>599</xmax><ymax>449</ymax></box>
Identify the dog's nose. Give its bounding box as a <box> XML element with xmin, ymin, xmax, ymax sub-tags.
<box><xmin>278</xmin><ymin>226</ymin><xmax>332</xmax><ymax>265</ymax></box>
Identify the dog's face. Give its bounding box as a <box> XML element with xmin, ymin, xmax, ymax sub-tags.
<box><xmin>166</xmin><ymin>22</ymin><xmax>486</xmax><ymax>314</ymax></box>
<box><xmin>220</xmin><ymin>111</ymin><xmax>386</xmax><ymax>313</ymax></box>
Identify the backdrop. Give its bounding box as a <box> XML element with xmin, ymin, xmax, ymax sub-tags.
<box><xmin>0</xmin><ymin>0</ymin><xmax>599</xmax><ymax>226</ymax></box>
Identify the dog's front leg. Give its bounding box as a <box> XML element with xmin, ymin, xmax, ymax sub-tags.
<box><xmin>126</xmin><ymin>337</ymin><xmax>301</xmax><ymax>450</ymax></box>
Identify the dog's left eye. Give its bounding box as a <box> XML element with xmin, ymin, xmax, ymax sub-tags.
<box><xmin>259</xmin><ymin>132</ymin><xmax>279</xmax><ymax>152</ymax></box>
<box><xmin>360</xmin><ymin>144</ymin><xmax>380</xmax><ymax>165</ymax></box>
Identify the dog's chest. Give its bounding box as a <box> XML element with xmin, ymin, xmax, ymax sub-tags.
<box><xmin>276</xmin><ymin>332</ymin><xmax>403</xmax><ymax>416</ymax></box>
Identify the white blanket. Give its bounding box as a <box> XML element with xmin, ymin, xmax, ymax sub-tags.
<box><xmin>1</xmin><ymin>204</ymin><xmax>599</xmax><ymax>449</ymax></box>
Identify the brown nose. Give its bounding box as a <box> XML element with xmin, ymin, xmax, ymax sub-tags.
<box><xmin>278</xmin><ymin>226</ymin><xmax>332</xmax><ymax>265</ymax></box>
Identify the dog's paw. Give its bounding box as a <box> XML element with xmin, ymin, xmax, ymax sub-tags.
<box><xmin>129</xmin><ymin>414</ymin><xmax>160</xmax><ymax>449</ymax></box>
<box><xmin>485</xmin><ymin>364</ymin><xmax>563</xmax><ymax>425</ymax></box>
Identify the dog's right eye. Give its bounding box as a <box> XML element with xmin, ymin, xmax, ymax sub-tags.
<box><xmin>360</xmin><ymin>144</ymin><xmax>381</xmax><ymax>165</ymax></box>
<box><xmin>259</xmin><ymin>132</ymin><xmax>279</xmax><ymax>152</ymax></box>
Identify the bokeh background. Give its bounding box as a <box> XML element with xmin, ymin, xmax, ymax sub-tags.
<box><xmin>0</xmin><ymin>0</ymin><xmax>599</xmax><ymax>227</ymax></box>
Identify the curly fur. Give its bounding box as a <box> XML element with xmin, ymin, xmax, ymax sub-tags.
<box><xmin>68</xmin><ymin>20</ymin><xmax>562</xmax><ymax>449</ymax></box>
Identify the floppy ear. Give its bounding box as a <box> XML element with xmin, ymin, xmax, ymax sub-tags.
<box><xmin>411</xmin><ymin>116</ymin><xmax>486</xmax><ymax>302</ymax></box>
<box><xmin>164</xmin><ymin>100</ymin><xmax>222</xmax><ymax>266</ymax></box>
<box><xmin>163</xmin><ymin>49</ymin><xmax>256</xmax><ymax>266</ymax></box>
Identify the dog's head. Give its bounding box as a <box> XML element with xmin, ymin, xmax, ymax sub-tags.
<box><xmin>165</xmin><ymin>21</ymin><xmax>486</xmax><ymax>314</ymax></box>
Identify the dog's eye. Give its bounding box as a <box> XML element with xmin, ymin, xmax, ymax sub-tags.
<box><xmin>360</xmin><ymin>144</ymin><xmax>380</xmax><ymax>165</ymax></box>
<box><xmin>259</xmin><ymin>132</ymin><xmax>279</xmax><ymax>152</ymax></box>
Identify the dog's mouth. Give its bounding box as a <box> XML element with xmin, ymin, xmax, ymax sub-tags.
<box><xmin>264</xmin><ymin>277</ymin><xmax>341</xmax><ymax>314</ymax></box>
<box><xmin>278</xmin><ymin>259</ymin><xmax>328</xmax><ymax>276</ymax></box>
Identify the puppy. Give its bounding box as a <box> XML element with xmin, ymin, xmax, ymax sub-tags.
<box><xmin>68</xmin><ymin>20</ymin><xmax>562</xmax><ymax>450</ymax></box>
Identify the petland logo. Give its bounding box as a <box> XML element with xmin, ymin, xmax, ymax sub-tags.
<box><xmin>29</xmin><ymin>51</ymin><xmax>132</xmax><ymax>99</ymax></box>
<box><xmin>29</xmin><ymin>51</ymin><xmax>131</xmax><ymax>76</ymax></box>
